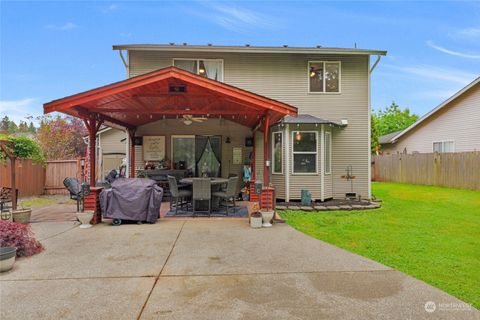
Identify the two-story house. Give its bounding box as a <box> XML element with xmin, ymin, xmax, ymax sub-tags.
<box><xmin>44</xmin><ymin>44</ymin><xmax>386</xmax><ymax>202</ymax></box>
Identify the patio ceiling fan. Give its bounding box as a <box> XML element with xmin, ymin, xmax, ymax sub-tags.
<box><xmin>181</xmin><ymin>114</ymin><xmax>207</xmax><ymax>125</ymax></box>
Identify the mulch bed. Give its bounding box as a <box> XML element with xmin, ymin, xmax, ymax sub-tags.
<box><xmin>275</xmin><ymin>199</ymin><xmax>381</xmax><ymax>211</ymax></box>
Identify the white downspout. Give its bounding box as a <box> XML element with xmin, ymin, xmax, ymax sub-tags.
<box><xmin>320</xmin><ymin>124</ymin><xmax>325</xmax><ymax>201</ymax></box>
<box><xmin>285</xmin><ymin>124</ymin><xmax>290</xmax><ymax>202</ymax></box>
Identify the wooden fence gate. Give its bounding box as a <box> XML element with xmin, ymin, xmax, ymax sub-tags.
<box><xmin>372</xmin><ymin>152</ymin><xmax>480</xmax><ymax>190</ymax></box>
<box><xmin>44</xmin><ymin>159</ymin><xmax>84</xmax><ymax>195</ymax></box>
<box><xmin>0</xmin><ymin>159</ymin><xmax>46</xmax><ymax>197</ymax></box>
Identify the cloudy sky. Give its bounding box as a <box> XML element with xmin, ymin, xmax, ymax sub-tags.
<box><xmin>1</xmin><ymin>1</ymin><xmax>479</xmax><ymax>124</ymax></box>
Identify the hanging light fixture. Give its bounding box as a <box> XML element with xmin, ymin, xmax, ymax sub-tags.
<box><xmin>295</xmin><ymin>131</ymin><xmax>302</xmax><ymax>141</ymax></box>
<box><xmin>309</xmin><ymin>67</ymin><xmax>316</xmax><ymax>78</ymax></box>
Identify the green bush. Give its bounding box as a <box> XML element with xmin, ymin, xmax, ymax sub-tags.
<box><xmin>0</xmin><ymin>134</ymin><xmax>45</xmax><ymax>164</ymax></box>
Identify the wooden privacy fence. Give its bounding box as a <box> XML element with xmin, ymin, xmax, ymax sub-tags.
<box><xmin>0</xmin><ymin>159</ymin><xmax>46</xmax><ymax>197</ymax></box>
<box><xmin>372</xmin><ymin>152</ymin><xmax>480</xmax><ymax>190</ymax></box>
<box><xmin>45</xmin><ymin>159</ymin><xmax>83</xmax><ymax>195</ymax></box>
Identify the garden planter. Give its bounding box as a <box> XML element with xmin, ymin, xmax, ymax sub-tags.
<box><xmin>12</xmin><ymin>208</ymin><xmax>31</xmax><ymax>224</ymax></box>
<box><xmin>250</xmin><ymin>212</ymin><xmax>262</xmax><ymax>228</ymax></box>
<box><xmin>77</xmin><ymin>211</ymin><xmax>94</xmax><ymax>229</ymax></box>
<box><xmin>0</xmin><ymin>247</ymin><xmax>17</xmax><ymax>272</ymax></box>
<box><xmin>260</xmin><ymin>210</ymin><xmax>274</xmax><ymax>228</ymax></box>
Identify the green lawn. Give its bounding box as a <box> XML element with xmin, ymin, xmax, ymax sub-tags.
<box><xmin>280</xmin><ymin>182</ymin><xmax>480</xmax><ymax>309</ymax></box>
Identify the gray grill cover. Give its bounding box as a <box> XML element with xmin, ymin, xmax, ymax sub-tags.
<box><xmin>100</xmin><ymin>178</ymin><xmax>163</xmax><ymax>223</ymax></box>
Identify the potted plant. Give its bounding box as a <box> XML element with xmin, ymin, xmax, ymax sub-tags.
<box><xmin>249</xmin><ymin>203</ymin><xmax>262</xmax><ymax>228</ymax></box>
<box><xmin>0</xmin><ymin>220</ymin><xmax>44</xmax><ymax>272</ymax></box>
<box><xmin>77</xmin><ymin>210</ymin><xmax>94</xmax><ymax>229</ymax></box>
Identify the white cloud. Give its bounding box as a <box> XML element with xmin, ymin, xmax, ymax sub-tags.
<box><xmin>383</xmin><ymin>64</ymin><xmax>476</xmax><ymax>86</ymax></box>
<box><xmin>185</xmin><ymin>3</ymin><xmax>279</xmax><ymax>33</ymax></box>
<box><xmin>108</xmin><ymin>4</ymin><xmax>118</xmax><ymax>10</ymax></box>
<box><xmin>426</xmin><ymin>41</ymin><xmax>480</xmax><ymax>59</ymax></box>
<box><xmin>449</xmin><ymin>27</ymin><xmax>480</xmax><ymax>40</ymax></box>
<box><xmin>46</xmin><ymin>22</ymin><xmax>78</xmax><ymax>31</ymax></box>
<box><xmin>0</xmin><ymin>98</ymin><xmax>40</xmax><ymax>124</ymax></box>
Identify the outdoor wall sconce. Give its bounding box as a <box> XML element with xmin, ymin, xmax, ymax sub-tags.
<box><xmin>226</xmin><ymin>137</ymin><xmax>231</xmax><ymax>144</ymax></box>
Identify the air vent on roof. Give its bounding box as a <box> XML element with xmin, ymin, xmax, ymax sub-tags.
<box><xmin>245</xmin><ymin>44</ymin><xmax>250</xmax><ymax>47</ymax></box>
<box><xmin>283</xmin><ymin>45</ymin><xmax>288</xmax><ymax>48</ymax></box>
<box><xmin>169</xmin><ymin>85</ymin><xmax>187</xmax><ymax>93</ymax></box>
<box><xmin>207</xmin><ymin>43</ymin><xmax>212</xmax><ymax>46</ymax></box>
<box><xmin>169</xmin><ymin>42</ymin><xmax>175</xmax><ymax>46</ymax></box>
<box><xmin>316</xmin><ymin>45</ymin><xmax>322</xmax><ymax>48</ymax></box>
<box><xmin>183</xmin><ymin>43</ymin><xmax>187</xmax><ymax>46</ymax></box>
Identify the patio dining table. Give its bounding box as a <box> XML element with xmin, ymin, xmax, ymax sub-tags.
<box><xmin>179</xmin><ymin>178</ymin><xmax>229</xmax><ymax>212</ymax></box>
<box><xmin>179</xmin><ymin>178</ymin><xmax>228</xmax><ymax>186</ymax></box>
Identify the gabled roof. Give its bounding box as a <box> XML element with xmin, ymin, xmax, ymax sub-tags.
<box><xmin>280</xmin><ymin>114</ymin><xmax>344</xmax><ymax>127</ymax></box>
<box><xmin>112</xmin><ymin>44</ymin><xmax>387</xmax><ymax>56</ymax></box>
<box><xmin>378</xmin><ymin>130</ymin><xmax>403</xmax><ymax>145</ymax></box>
<box><xmin>388</xmin><ymin>76</ymin><xmax>480</xmax><ymax>143</ymax></box>
<box><xmin>44</xmin><ymin>66</ymin><xmax>297</xmax><ymax>129</ymax></box>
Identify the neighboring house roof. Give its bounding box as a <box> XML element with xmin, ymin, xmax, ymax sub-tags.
<box><xmin>112</xmin><ymin>44</ymin><xmax>387</xmax><ymax>56</ymax></box>
<box><xmin>388</xmin><ymin>76</ymin><xmax>480</xmax><ymax>144</ymax></box>
<box><xmin>378</xmin><ymin>130</ymin><xmax>403</xmax><ymax>145</ymax></box>
<box><xmin>280</xmin><ymin>114</ymin><xmax>344</xmax><ymax>127</ymax></box>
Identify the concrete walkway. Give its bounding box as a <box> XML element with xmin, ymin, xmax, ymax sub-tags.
<box><xmin>0</xmin><ymin>220</ymin><xmax>477</xmax><ymax>319</ymax></box>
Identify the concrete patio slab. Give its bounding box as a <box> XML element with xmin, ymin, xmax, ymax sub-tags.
<box><xmin>0</xmin><ymin>220</ymin><xmax>184</xmax><ymax>280</ymax></box>
<box><xmin>0</xmin><ymin>277</ymin><xmax>154</xmax><ymax>320</ymax></box>
<box><xmin>1</xmin><ymin>219</ymin><xmax>477</xmax><ymax>319</ymax></box>
<box><xmin>30</xmin><ymin>221</ymin><xmax>78</xmax><ymax>240</ymax></box>
<box><xmin>141</xmin><ymin>271</ymin><xmax>476</xmax><ymax>320</ymax></box>
<box><xmin>162</xmin><ymin>220</ymin><xmax>390</xmax><ymax>276</ymax></box>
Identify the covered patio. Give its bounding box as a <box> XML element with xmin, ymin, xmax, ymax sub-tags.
<box><xmin>43</xmin><ymin>67</ymin><xmax>297</xmax><ymax>219</ymax></box>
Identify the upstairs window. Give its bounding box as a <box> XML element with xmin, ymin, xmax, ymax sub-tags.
<box><xmin>433</xmin><ymin>141</ymin><xmax>454</xmax><ymax>153</ymax></box>
<box><xmin>308</xmin><ymin>61</ymin><xmax>340</xmax><ymax>93</ymax></box>
<box><xmin>173</xmin><ymin>59</ymin><xmax>224</xmax><ymax>82</ymax></box>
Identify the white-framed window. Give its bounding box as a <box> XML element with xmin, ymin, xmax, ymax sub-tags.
<box><xmin>324</xmin><ymin>131</ymin><xmax>331</xmax><ymax>174</ymax></box>
<box><xmin>173</xmin><ymin>58</ymin><xmax>224</xmax><ymax>82</ymax></box>
<box><xmin>292</xmin><ymin>131</ymin><xmax>318</xmax><ymax>174</ymax></box>
<box><xmin>433</xmin><ymin>141</ymin><xmax>454</xmax><ymax>153</ymax></box>
<box><xmin>272</xmin><ymin>131</ymin><xmax>283</xmax><ymax>174</ymax></box>
<box><xmin>308</xmin><ymin>61</ymin><xmax>341</xmax><ymax>93</ymax></box>
<box><xmin>171</xmin><ymin>135</ymin><xmax>196</xmax><ymax>172</ymax></box>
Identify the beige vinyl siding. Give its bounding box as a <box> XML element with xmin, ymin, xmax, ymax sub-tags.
<box><xmin>386</xmin><ymin>84</ymin><xmax>480</xmax><ymax>154</ymax></box>
<box><xmin>254</xmin><ymin>133</ymin><xmax>264</xmax><ymax>184</ymax></box>
<box><xmin>100</xmin><ymin>129</ymin><xmax>127</xmax><ymax>154</ymax></box>
<box><xmin>129</xmin><ymin>50</ymin><xmax>370</xmax><ymax>199</ymax></box>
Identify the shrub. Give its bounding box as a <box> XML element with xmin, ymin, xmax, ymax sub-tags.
<box><xmin>0</xmin><ymin>220</ymin><xmax>44</xmax><ymax>257</ymax></box>
<box><xmin>0</xmin><ymin>134</ymin><xmax>45</xmax><ymax>165</ymax></box>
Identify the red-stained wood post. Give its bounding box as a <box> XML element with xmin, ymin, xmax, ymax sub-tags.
<box><xmin>83</xmin><ymin>114</ymin><xmax>103</xmax><ymax>187</ymax></box>
<box><xmin>128</xmin><ymin>128</ymin><xmax>136</xmax><ymax>178</ymax></box>
<box><xmin>263</xmin><ymin>114</ymin><xmax>270</xmax><ymax>186</ymax></box>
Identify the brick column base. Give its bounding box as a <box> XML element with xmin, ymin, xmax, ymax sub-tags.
<box><xmin>260</xmin><ymin>187</ymin><xmax>275</xmax><ymax>211</ymax></box>
<box><xmin>84</xmin><ymin>187</ymin><xmax>103</xmax><ymax>224</ymax></box>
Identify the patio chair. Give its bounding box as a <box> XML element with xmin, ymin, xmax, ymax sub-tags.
<box><xmin>212</xmin><ymin>176</ymin><xmax>238</xmax><ymax>216</ymax></box>
<box><xmin>63</xmin><ymin>177</ymin><xmax>84</xmax><ymax>212</ymax></box>
<box><xmin>0</xmin><ymin>187</ymin><xmax>19</xmax><ymax>212</ymax></box>
<box><xmin>192</xmin><ymin>178</ymin><xmax>211</xmax><ymax>216</ymax></box>
<box><xmin>168</xmin><ymin>175</ymin><xmax>192</xmax><ymax>214</ymax></box>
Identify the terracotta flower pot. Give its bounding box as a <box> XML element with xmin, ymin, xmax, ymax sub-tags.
<box><xmin>12</xmin><ymin>208</ymin><xmax>32</xmax><ymax>224</ymax></box>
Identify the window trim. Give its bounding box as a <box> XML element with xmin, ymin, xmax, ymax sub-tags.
<box><xmin>291</xmin><ymin>130</ymin><xmax>319</xmax><ymax>175</ymax></box>
<box><xmin>432</xmin><ymin>140</ymin><xmax>455</xmax><ymax>153</ymax></box>
<box><xmin>172</xmin><ymin>58</ymin><xmax>224</xmax><ymax>82</ymax></box>
<box><xmin>324</xmin><ymin>131</ymin><xmax>332</xmax><ymax>175</ymax></box>
<box><xmin>307</xmin><ymin>61</ymin><xmax>341</xmax><ymax>94</ymax></box>
<box><xmin>272</xmin><ymin>131</ymin><xmax>283</xmax><ymax>175</ymax></box>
